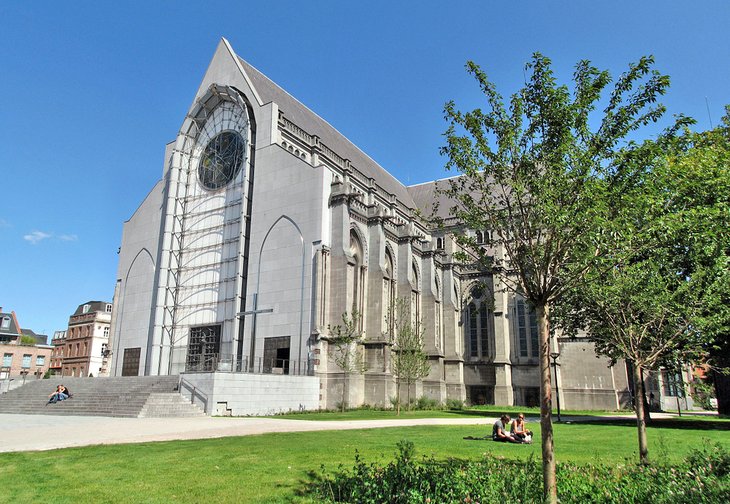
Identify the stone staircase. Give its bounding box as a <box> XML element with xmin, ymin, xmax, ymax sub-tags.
<box><xmin>0</xmin><ymin>376</ymin><xmax>205</xmax><ymax>418</ymax></box>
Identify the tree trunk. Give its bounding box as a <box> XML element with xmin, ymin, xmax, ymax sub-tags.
<box><xmin>633</xmin><ymin>364</ymin><xmax>650</xmax><ymax>465</ymax></box>
<box><xmin>713</xmin><ymin>368</ymin><xmax>730</xmax><ymax>415</ymax></box>
<box><xmin>342</xmin><ymin>370</ymin><xmax>348</xmax><ymax>412</ymax></box>
<box><xmin>536</xmin><ymin>303</ymin><xmax>557</xmax><ymax>504</ymax></box>
<box><xmin>396</xmin><ymin>376</ymin><xmax>401</xmax><ymax>416</ymax></box>
<box><xmin>407</xmin><ymin>379</ymin><xmax>412</xmax><ymax>411</ymax></box>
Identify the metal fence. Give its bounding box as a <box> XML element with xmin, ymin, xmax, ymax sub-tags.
<box><xmin>184</xmin><ymin>353</ymin><xmax>314</xmax><ymax>376</ymax></box>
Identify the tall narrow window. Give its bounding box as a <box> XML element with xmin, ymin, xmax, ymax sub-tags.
<box><xmin>465</xmin><ymin>285</ymin><xmax>491</xmax><ymax>359</ymax></box>
<box><xmin>515</xmin><ymin>298</ymin><xmax>539</xmax><ymax>358</ymax></box>
<box><xmin>468</xmin><ymin>303</ymin><xmax>478</xmax><ymax>357</ymax></box>
<box><xmin>434</xmin><ymin>276</ymin><xmax>442</xmax><ymax>351</ymax></box>
<box><xmin>383</xmin><ymin>248</ymin><xmax>396</xmax><ymax>336</ymax></box>
<box><xmin>349</xmin><ymin>231</ymin><xmax>365</xmax><ymax>322</ymax></box>
<box><xmin>453</xmin><ymin>282</ymin><xmax>461</xmax><ymax>355</ymax></box>
<box><xmin>411</xmin><ymin>260</ymin><xmax>420</xmax><ymax>327</ymax></box>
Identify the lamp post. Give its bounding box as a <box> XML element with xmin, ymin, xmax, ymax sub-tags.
<box><xmin>550</xmin><ymin>352</ymin><xmax>561</xmax><ymax>422</ymax></box>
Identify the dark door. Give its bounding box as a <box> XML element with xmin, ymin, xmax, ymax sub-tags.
<box><xmin>121</xmin><ymin>347</ymin><xmax>141</xmax><ymax>376</ymax></box>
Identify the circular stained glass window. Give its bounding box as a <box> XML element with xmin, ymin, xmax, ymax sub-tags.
<box><xmin>198</xmin><ymin>131</ymin><xmax>246</xmax><ymax>190</ymax></box>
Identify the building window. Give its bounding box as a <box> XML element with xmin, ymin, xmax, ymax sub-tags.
<box><xmin>466</xmin><ymin>286</ymin><xmax>491</xmax><ymax>359</ymax></box>
<box><xmin>22</xmin><ymin>354</ymin><xmax>32</xmax><ymax>369</ymax></box>
<box><xmin>348</xmin><ymin>230</ymin><xmax>365</xmax><ymax>322</ymax></box>
<box><xmin>383</xmin><ymin>248</ymin><xmax>396</xmax><ymax>336</ymax></box>
<box><xmin>411</xmin><ymin>260</ymin><xmax>420</xmax><ymax>327</ymax></box>
<box><xmin>475</xmin><ymin>230</ymin><xmax>484</xmax><ymax>244</ymax></box>
<box><xmin>436</xmin><ymin>237</ymin><xmax>444</xmax><ymax>250</ymax></box>
<box><xmin>434</xmin><ymin>275</ymin><xmax>443</xmax><ymax>351</ymax></box>
<box><xmin>36</xmin><ymin>355</ymin><xmax>45</xmax><ymax>366</ymax></box>
<box><xmin>103</xmin><ymin>326</ymin><xmax>110</xmax><ymax>338</ymax></box>
<box><xmin>82</xmin><ymin>304</ymin><xmax>91</xmax><ymax>314</ymax></box>
<box><xmin>662</xmin><ymin>369</ymin><xmax>685</xmax><ymax>397</ymax></box>
<box><xmin>515</xmin><ymin>298</ymin><xmax>538</xmax><ymax>358</ymax></box>
<box><xmin>1</xmin><ymin>316</ymin><xmax>10</xmax><ymax>329</ymax></box>
<box><xmin>2</xmin><ymin>353</ymin><xmax>12</xmax><ymax>367</ymax></box>
<box><xmin>106</xmin><ymin>304</ymin><xmax>112</xmax><ymax>313</ymax></box>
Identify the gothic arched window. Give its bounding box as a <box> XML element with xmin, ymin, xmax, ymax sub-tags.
<box><xmin>434</xmin><ymin>275</ymin><xmax>443</xmax><ymax>351</ymax></box>
<box><xmin>383</xmin><ymin>248</ymin><xmax>396</xmax><ymax>335</ymax></box>
<box><xmin>411</xmin><ymin>260</ymin><xmax>420</xmax><ymax>327</ymax></box>
<box><xmin>515</xmin><ymin>297</ymin><xmax>539</xmax><ymax>358</ymax></box>
<box><xmin>466</xmin><ymin>285</ymin><xmax>492</xmax><ymax>359</ymax></box>
<box><xmin>349</xmin><ymin>231</ymin><xmax>365</xmax><ymax>320</ymax></box>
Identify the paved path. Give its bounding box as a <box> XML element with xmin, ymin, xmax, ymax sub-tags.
<box><xmin>0</xmin><ymin>411</ymin><xmax>696</xmax><ymax>453</ymax></box>
<box><xmin>0</xmin><ymin>414</ymin><xmax>494</xmax><ymax>453</ymax></box>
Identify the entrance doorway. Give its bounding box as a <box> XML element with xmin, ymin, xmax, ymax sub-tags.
<box><xmin>263</xmin><ymin>336</ymin><xmax>290</xmax><ymax>374</ymax></box>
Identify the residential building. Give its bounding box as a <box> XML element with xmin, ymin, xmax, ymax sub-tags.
<box><xmin>61</xmin><ymin>302</ymin><xmax>113</xmax><ymax>377</ymax></box>
<box><xmin>0</xmin><ymin>308</ymin><xmax>52</xmax><ymax>387</ymax></box>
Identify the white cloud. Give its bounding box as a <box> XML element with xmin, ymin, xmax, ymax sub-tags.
<box><xmin>58</xmin><ymin>234</ymin><xmax>78</xmax><ymax>242</ymax></box>
<box><xmin>0</xmin><ymin>218</ymin><xmax>10</xmax><ymax>228</ymax></box>
<box><xmin>23</xmin><ymin>231</ymin><xmax>52</xmax><ymax>244</ymax></box>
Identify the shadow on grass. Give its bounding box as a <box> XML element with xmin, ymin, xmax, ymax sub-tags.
<box><xmin>567</xmin><ymin>416</ymin><xmax>730</xmax><ymax>431</ymax></box>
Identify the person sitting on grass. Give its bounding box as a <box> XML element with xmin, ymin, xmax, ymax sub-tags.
<box><xmin>47</xmin><ymin>384</ymin><xmax>70</xmax><ymax>404</ymax></box>
<box><xmin>492</xmin><ymin>414</ymin><xmax>520</xmax><ymax>443</ymax></box>
<box><xmin>510</xmin><ymin>413</ymin><xmax>533</xmax><ymax>443</ymax></box>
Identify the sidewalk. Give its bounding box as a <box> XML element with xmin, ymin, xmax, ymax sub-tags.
<box><xmin>0</xmin><ymin>411</ymin><xmax>701</xmax><ymax>453</ymax></box>
<box><xmin>0</xmin><ymin>414</ymin><xmax>492</xmax><ymax>453</ymax></box>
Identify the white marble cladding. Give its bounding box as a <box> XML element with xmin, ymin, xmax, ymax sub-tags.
<box><xmin>181</xmin><ymin>372</ymin><xmax>320</xmax><ymax>416</ymax></box>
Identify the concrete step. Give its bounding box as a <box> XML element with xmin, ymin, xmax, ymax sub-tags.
<box><xmin>0</xmin><ymin>376</ymin><xmax>200</xmax><ymax>418</ymax></box>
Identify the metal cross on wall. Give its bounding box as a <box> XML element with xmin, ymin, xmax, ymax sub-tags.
<box><xmin>237</xmin><ymin>292</ymin><xmax>273</xmax><ymax>371</ymax></box>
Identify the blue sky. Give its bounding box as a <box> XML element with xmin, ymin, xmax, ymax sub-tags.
<box><xmin>1</xmin><ymin>1</ymin><xmax>728</xmax><ymax>336</ymax></box>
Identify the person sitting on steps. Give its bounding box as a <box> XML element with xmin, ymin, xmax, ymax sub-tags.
<box><xmin>47</xmin><ymin>384</ymin><xmax>70</xmax><ymax>404</ymax></box>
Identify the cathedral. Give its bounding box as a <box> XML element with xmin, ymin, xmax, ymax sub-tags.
<box><xmin>110</xmin><ymin>39</ymin><xmax>642</xmax><ymax>415</ymax></box>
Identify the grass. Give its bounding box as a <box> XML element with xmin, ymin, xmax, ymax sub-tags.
<box><xmin>1</xmin><ymin>415</ymin><xmax>729</xmax><ymax>503</ymax></box>
<box><xmin>272</xmin><ymin>404</ymin><xmax>700</xmax><ymax>421</ymax></box>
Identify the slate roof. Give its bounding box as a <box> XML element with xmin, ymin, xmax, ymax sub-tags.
<box><xmin>0</xmin><ymin>311</ymin><xmax>21</xmax><ymax>337</ymax></box>
<box><xmin>20</xmin><ymin>328</ymin><xmax>48</xmax><ymax>345</ymax></box>
<box><xmin>237</xmin><ymin>57</ymin><xmax>417</xmax><ymax>208</ymax></box>
<box><xmin>71</xmin><ymin>301</ymin><xmax>111</xmax><ymax>316</ymax></box>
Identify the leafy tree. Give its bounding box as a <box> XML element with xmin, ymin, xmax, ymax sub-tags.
<box><xmin>326</xmin><ymin>311</ymin><xmax>367</xmax><ymax>412</ymax></box>
<box><xmin>560</xmin><ymin>109</ymin><xmax>729</xmax><ymax>464</ymax></box>
<box><xmin>440</xmin><ymin>53</ymin><xmax>682</xmax><ymax>501</ymax></box>
<box><xmin>385</xmin><ymin>297</ymin><xmax>431</xmax><ymax>415</ymax></box>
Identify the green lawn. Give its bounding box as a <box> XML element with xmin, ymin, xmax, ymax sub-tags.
<box><xmin>2</xmin><ymin>416</ymin><xmax>728</xmax><ymax>503</ymax></box>
<box><xmin>274</xmin><ymin>405</ymin><xmax>636</xmax><ymax>421</ymax></box>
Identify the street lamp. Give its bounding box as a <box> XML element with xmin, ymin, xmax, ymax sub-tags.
<box><xmin>550</xmin><ymin>352</ymin><xmax>561</xmax><ymax>422</ymax></box>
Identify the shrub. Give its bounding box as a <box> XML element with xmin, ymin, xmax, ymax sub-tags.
<box><xmin>445</xmin><ymin>398</ymin><xmax>465</xmax><ymax>410</ymax></box>
<box><xmin>415</xmin><ymin>396</ymin><xmax>440</xmax><ymax>410</ymax></box>
<box><xmin>309</xmin><ymin>440</ymin><xmax>730</xmax><ymax>503</ymax></box>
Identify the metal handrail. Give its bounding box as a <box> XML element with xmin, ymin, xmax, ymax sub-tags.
<box><xmin>178</xmin><ymin>376</ymin><xmax>209</xmax><ymax>414</ymax></box>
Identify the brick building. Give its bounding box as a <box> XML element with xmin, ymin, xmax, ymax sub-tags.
<box><xmin>0</xmin><ymin>308</ymin><xmax>52</xmax><ymax>385</ymax></box>
<box><xmin>58</xmin><ymin>301</ymin><xmax>113</xmax><ymax>377</ymax></box>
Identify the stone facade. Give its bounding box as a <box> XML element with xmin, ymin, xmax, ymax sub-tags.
<box><xmin>56</xmin><ymin>301</ymin><xmax>113</xmax><ymax>377</ymax></box>
<box><xmin>0</xmin><ymin>308</ymin><xmax>52</xmax><ymax>389</ymax></box>
<box><xmin>110</xmin><ymin>39</ymin><xmax>637</xmax><ymax>412</ymax></box>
